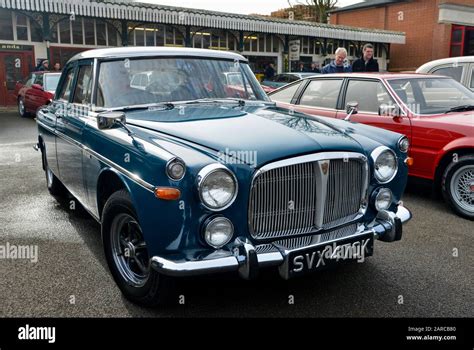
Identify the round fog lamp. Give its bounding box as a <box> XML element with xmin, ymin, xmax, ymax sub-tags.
<box><xmin>203</xmin><ymin>217</ymin><xmax>234</xmax><ymax>248</ymax></box>
<box><xmin>166</xmin><ymin>158</ymin><xmax>186</xmax><ymax>180</ymax></box>
<box><xmin>375</xmin><ymin>188</ymin><xmax>393</xmax><ymax>211</ymax></box>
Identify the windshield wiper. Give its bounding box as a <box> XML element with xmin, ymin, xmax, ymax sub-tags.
<box><xmin>181</xmin><ymin>98</ymin><xmax>246</xmax><ymax>106</ymax></box>
<box><xmin>95</xmin><ymin>102</ymin><xmax>175</xmax><ymax>113</ymax></box>
<box><xmin>444</xmin><ymin>105</ymin><xmax>474</xmax><ymax>113</ymax></box>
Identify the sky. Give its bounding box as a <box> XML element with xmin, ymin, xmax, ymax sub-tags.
<box><xmin>136</xmin><ymin>0</ymin><xmax>365</xmax><ymax>16</ymax></box>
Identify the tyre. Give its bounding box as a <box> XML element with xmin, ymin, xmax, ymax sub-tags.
<box><xmin>441</xmin><ymin>155</ymin><xmax>474</xmax><ymax>220</ymax></box>
<box><xmin>18</xmin><ymin>97</ymin><xmax>29</xmax><ymax>118</ymax></box>
<box><xmin>43</xmin><ymin>151</ymin><xmax>65</xmax><ymax>197</ymax></box>
<box><xmin>102</xmin><ymin>190</ymin><xmax>174</xmax><ymax>306</ymax></box>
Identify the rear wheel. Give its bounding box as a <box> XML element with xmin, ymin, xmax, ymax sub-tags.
<box><xmin>18</xmin><ymin>97</ymin><xmax>28</xmax><ymax>118</ymax></box>
<box><xmin>42</xmin><ymin>150</ymin><xmax>65</xmax><ymax>197</ymax></box>
<box><xmin>442</xmin><ymin>155</ymin><xmax>474</xmax><ymax>220</ymax></box>
<box><xmin>102</xmin><ymin>190</ymin><xmax>174</xmax><ymax>306</ymax></box>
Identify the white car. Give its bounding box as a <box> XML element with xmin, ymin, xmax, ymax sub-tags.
<box><xmin>416</xmin><ymin>56</ymin><xmax>474</xmax><ymax>91</ymax></box>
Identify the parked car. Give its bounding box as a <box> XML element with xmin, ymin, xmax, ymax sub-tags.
<box><xmin>269</xmin><ymin>73</ymin><xmax>474</xmax><ymax>219</ymax></box>
<box><xmin>16</xmin><ymin>72</ymin><xmax>61</xmax><ymax>117</ymax></box>
<box><xmin>36</xmin><ymin>47</ymin><xmax>411</xmax><ymax>306</ymax></box>
<box><xmin>261</xmin><ymin>72</ymin><xmax>318</xmax><ymax>91</ymax></box>
<box><xmin>416</xmin><ymin>56</ymin><xmax>474</xmax><ymax>91</ymax></box>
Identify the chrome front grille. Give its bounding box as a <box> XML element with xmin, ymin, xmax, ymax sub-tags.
<box><xmin>323</xmin><ymin>159</ymin><xmax>366</xmax><ymax>227</ymax></box>
<box><xmin>249</xmin><ymin>153</ymin><xmax>368</xmax><ymax>240</ymax></box>
<box><xmin>255</xmin><ymin>223</ymin><xmax>359</xmax><ymax>253</ymax></box>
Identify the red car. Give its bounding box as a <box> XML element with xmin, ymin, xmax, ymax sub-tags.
<box><xmin>16</xmin><ymin>71</ymin><xmax>61</xmax><ymax>117</ymax></box>
<box><xmin>269</xmin><ymin>73</ymin><xmax>474</xmax><ymax>219</ymax></box>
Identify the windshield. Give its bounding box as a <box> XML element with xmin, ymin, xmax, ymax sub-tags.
<box><xmin>44</xmin><ymin>74</ymin><xmax>61</xmax><ymax>92</ymax></box>
<box><xmin>388</xmin><ymin>77</ymin><xmax>474</xmax><ymax>115</ymax></box>
<box><xmin>96</xmin><ymin>57</ymin><xmax>268</xmax><ymax>108</ymax></box>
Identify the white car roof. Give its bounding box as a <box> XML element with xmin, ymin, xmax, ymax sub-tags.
<box><xmin>416</xmin><ymin>56</ymin><xmax>474</xmax><ymax>73</ymax></box>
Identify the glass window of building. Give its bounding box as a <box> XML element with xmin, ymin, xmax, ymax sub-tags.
<box><xmin>0</xmin><ymin>10</ymin><xmax>13</xmax><ymax>40</ymax></box>
<box><xmin>107</xmin><ymin>23</ymin><xmax>117</xmax><ymax>46</ymax></box>
<box><xmin>31</xmin><ymin>20</ymin><xmax>43</xmax><ymax>42</ymax></box>
<box><xmin>72</xmin><ymin>18</ymin><xmax>83</xmax><ymax>45</ymax></box>
<box><xmin>96</xmin><ymin>21</ymin><xmax>106</xmax><ymax>46</ymax></box>
<box><xmin>16</xmin><ymin>14</ymin><xmax>28</xmax><ymax>41</ymax></box>
<box><xmin>59</xmin><ymin>20</ymin><xmax>71</xmax><ymax>44</ymax></box>
<box><xmin>84</xmin><ymin>18</ymin><xmax>95</xmax><ymax>45</ymax></box>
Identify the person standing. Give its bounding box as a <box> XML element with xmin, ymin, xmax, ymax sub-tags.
<box><xmin>52</xmin><ymin>62</ymin><xmax>61</xmax><ymax>72</ymax></box>
<box><xmin>297</xmin><ymin>62</ymin><xmax>306</xmax><ymax>72</ymax></box>
<box><xmin>309</xmin><ymin>62</ymin><xmax>320</xmax><ymax>73</ymax></box>
<box><xmin>352</xmin><ymin>43</ymin><xmax>379</xmax><ymax>72</ymax></box>
<box><xmin>321</xmin><ymin>48</ymin><xmax>352</xmax><ymax>74</ymax></box>
<box><xmin>264</xmin><ymin>63</ymin><xmax>275</xmax><ymax>80</ymax></box>
<box><xmin>37</xmin><ymin>59</ymin><xmax>49</xmax><ymax>71</ymax></box>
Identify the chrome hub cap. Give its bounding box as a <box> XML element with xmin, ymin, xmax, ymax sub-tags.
<box><xmin>18</xmin><ymin>99</ymin><xmax>24</xmax><ymax>115</ymax></box>
<box><xmin>450</xmin><ymin>165</ymin><xmax>474</xmax><ymax>213</ymax></box>
<box><xmin>111</xmin><ymin>213</ymin><xmax>150</xmax><ymax>287</ymax></box>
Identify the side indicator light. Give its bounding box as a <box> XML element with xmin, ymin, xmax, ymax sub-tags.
<box><xmin>154</xmin><ymin>187</ymin><xmax>181</xmax><ymax>200</ymax></box>
<box><xmin>405</xmin><ymin>157</ymin><xmax>414</xmax><ymax>166</ymax></box>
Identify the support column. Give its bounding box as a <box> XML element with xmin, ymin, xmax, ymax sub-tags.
<box><xmin>42</xmin><ymin>13</ymin><xmax>51</xmax><ymax>61</ymax></box>
<box><xmin>121</xmin><ymin>20</ymin><xmax>128</xmax><ymax>46</ymax></box>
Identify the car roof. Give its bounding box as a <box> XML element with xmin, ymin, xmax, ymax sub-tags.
<box><xmin>300</xmin><ymin>72</ymin><xmax>445</xmax><ymax>80</ymax></box>
<box><xmin>417</xmin><ymin>56</ymin><xmax>474</xmax><ymax>72</ymax></box>
<box><xmin>68</xmin><ymin>47</ymin><xmax>247</xmax><ymax>63</ymax></box>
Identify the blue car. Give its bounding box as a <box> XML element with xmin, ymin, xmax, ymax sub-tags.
<box><xmin>36</xmin><ymin>47</ymin><xmax>411</xmax><ymax>306</ymax></box>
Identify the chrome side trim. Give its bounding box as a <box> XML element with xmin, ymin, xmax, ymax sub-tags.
<box><xmin>82</xmin><ymin>146</ymin><xmax>156</xmax><ymax>193</ymax></box>
<box><xmin>36</xmin><ymin>119</ymin><xmax>56</xmax><ymax>135</ymax></box>
<box><xmin>38</xmin><ymin>119</ymin><xmax>157</xmax><ymax>193</ymax></box>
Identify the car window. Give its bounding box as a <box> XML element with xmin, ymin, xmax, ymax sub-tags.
<box><xmin>299</xmin><ymin>79</ymin><xmax>343</xmax><ymax>109</ymax></box>
<box><xmin>57</xmin><ymin>67</ymin><xmax>75</xmax><ymax>102</ymax></box>
<box><xmin>345</xmin><ymin>80</ymin><xmax>395</xmax><ymax>113</ymax></box>
<box><xmin>388</xmin><ymin>78</ymin><xmax>474</xmax><ymax>114</ymax></box>
<box><xmin>431</xmin><ymin>65</ymin><xmax>463</xmax><ymax>82</ymax></box>
<box><xmin>44</xmin><ymin>74</ymin><xmax>61</xmax><ymax>92</ymax></box>
<box><xmin>24</xmin><ymin>74</ymin><xmax>34</xmax><ymax>87</ymax></box>
<box><xmin>269</xmin><ymin>81</ymin><xmax>303</xmax><ymax>103</ymax></box>
<box><xmin>34</xmin><ymin>74</ymin><xmax>44</xmax><ymax>86</ymax></box>
<box><xmin>288</xmin><ymin>75</ymin><xmax>300</xmax><ymax>82</ymax></box>
<box><xmin>73</xmin><ymin>65</ymin><xmax>93</xmax><ymax>104</ymax></box>
<box><xmin>276</xmin><ymin>75</ymin><xmax>289</xmax><ymax>83</ymax></box>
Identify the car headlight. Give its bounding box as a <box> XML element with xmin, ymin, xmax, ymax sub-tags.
<box><xmin>373</xmin><ymin>187</ymin><xmax>393</xmax><ymax>211</ymax></box>
<box><xmin>202</xmin><ymin>216</ymin><xmax>234</xmax><ymax>248</ymax></box>
<box><xmin>197</xmin><ymin>163</ymin><xmax>238</xmax><ymax>211</ymax></box>
<box><xmin>371</xmin><ymin>146</ymin><xmax>398</xmax><ymax>183</ymax></box>
<box><xmin>398</xmin><ymin>136</ymin><xmax>409</xmax><ymax>153</ymax></box>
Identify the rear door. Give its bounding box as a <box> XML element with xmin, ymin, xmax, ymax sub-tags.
<box><xmin>336</xmin><ymin>78</ymin><xmax>412</xmax><ymax>140</ymax></box>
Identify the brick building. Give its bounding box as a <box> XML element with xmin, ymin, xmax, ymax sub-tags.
<box><xmin>329</xmin><ymin>0</ymin><xmax>474</xmax><ymax>71</ymax></box>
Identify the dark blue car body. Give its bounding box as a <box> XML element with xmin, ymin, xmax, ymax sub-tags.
<box><xmin>36</xmin><ymin>47</ymin><xmax>411</xmax><ymax>305</ymax></box>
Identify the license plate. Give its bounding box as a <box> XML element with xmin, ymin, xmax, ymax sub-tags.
<box><xmin>280</xmin><ymin>232</ymin><xmax>374</xmax><ymax>279</ymax></box>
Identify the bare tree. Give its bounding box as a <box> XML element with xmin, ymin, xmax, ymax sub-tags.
<box><xmin>287</xmin><ymin>0</ymin><xmax>338</xmax><ymax>23</ymax></box>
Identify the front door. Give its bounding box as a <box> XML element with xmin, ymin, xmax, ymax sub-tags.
<box><xmin>0</xmin><ymin>51</ymin><xmax>33</xmax><ymax>106</ymax></box>
<box><xmin>336</xmin><ymin>78</ymin><xmax>412</xmax><ymax>140</ymax></box>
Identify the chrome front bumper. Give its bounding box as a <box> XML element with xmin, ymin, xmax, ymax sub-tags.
<box><xmin>150</xmin><ymin>205</ymin><xmax>411</xmax><ymax>280</ymax></box>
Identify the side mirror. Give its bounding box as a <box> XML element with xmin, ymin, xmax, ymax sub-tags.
<box><xmin>378</xmin><ymin>104</ymin><xmax>401</xmax><ymax>118</ymax></box>
<box><xmin>344</xmin><ymin>101</ymin><xmax>358</xmax><ymax>121</ymax></box>
<box><xmin>32</xmin><ymin>83</ymin><xmax>43</xmax><ymax>91</ymax></box>
<box><xmin>97</xmin><ymin>112</ymin><xmax>126</xmax><ymax>130</ymax></box>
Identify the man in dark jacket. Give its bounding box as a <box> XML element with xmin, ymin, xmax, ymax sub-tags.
<box><xmin>264</xmin><ymin>63</ymin><xmax>275</xmax><ymax>80</ymax></box>
<box><xmin>352</xmin><ymin>43</ymin><xmax>379</xmax><ymax>72</ymax></box>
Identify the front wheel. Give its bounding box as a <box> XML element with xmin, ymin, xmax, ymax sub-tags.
<box><xmin>18</xmin><ymin>97</ymin><xmax>29</xmax><ymax>118</ymax></box>
<box><xmin>102</xmin><ymin>190</ymin><xmax>174</xmax><ymax>306</ymax></box>
<box><xmin>442</xmin><ymin>155</ymin><xmax>474</xmax><ymax>220</ymax></box>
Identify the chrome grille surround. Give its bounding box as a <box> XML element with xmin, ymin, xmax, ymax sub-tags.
<box><xmin>248</xmin><ymin>152</ymin><xmax>369</xmax><ymax>241</ymax></box>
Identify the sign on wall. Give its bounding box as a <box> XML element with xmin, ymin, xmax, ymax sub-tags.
<box><xmin>288</xmin><ymin>40</ymin><xmax>300</xmax><ymax>61</ymax></box>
